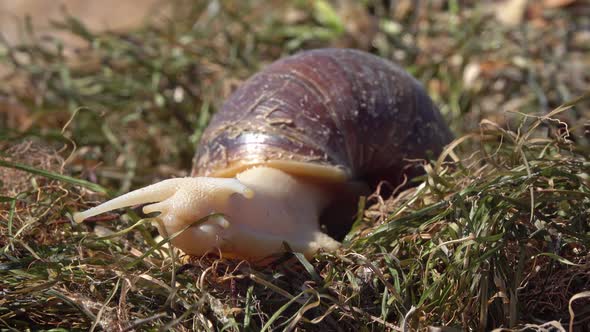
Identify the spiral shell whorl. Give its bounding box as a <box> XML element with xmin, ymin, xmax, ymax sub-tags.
<box><xmin>192</xmin><ymin>48</ymin><xmax>452</xmax><ymax>186</ymax></box>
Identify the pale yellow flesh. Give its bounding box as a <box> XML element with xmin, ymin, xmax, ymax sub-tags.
<box><xmin>74</xmin><ymin>167</ymin><xmax>340</xmax><ymax>260</ymax></box>
<box><xmin>201</xmin><ymin>159</ymin><xmax>350</xmax><ymax>183</ymax></box>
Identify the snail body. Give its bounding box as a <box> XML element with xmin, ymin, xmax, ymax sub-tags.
<box><xmin>74</xmin><ymin>48</ymin><xmax>452</xmax><ymax>260</ymax></box>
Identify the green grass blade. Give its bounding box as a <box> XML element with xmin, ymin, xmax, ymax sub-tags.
<box><xmin>0</xmin><ymin>159</ymin><xmax>109</xmax><ymax>194</ymax></box>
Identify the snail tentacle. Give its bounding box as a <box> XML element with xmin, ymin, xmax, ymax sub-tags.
<box><xmin>74</xmin><ymin>177</ymin><xmax>253</xmax><ymax>224</ymax></box>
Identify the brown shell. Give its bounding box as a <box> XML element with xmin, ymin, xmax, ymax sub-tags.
<box><xmin>192</xmin><ymin>48</ymin><xmax>452</xmax><ymax>187</ymax></box>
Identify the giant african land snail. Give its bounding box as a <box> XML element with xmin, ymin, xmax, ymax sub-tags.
<box><xmin>74</xmin><ymin>48</ymin><xmax>453</xmax><ymax>260</ymax></box>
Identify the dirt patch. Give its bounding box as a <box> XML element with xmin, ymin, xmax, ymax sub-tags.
<box><xmin>0</xmin><ymin>140</ymin><xmax>65</xmax><ymax>196</ymax></box>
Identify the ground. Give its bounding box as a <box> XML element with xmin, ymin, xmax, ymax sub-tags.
<box><xmin>1</xmin><ymin>0</ymin><xmax>589</xmax><ymax>331</ymax></box>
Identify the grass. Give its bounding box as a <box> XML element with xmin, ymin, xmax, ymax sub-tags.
<box><xmin>1</xmin><ymin>0</ymin><xmax>589</xmax><ymax>330</ymax></box>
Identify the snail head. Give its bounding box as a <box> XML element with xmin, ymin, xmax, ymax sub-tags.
<box><xmin>73</xmin><ymin>177</ymin><xmax>254</xmax><ymax>250</ymax></box>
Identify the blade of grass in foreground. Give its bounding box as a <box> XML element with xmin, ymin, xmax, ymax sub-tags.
<box><xmin>0</xmin><ymin>159</ymin><xmax>109</xmax><ymax>194</ymax></box>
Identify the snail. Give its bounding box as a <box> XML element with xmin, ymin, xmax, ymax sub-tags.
<box><xmin>74</xmin><ymin>48</ymin><xmax>453</xmax><ymax>260</ymax></box>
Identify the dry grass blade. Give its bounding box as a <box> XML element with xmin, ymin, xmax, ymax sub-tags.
<box><xmin>569</xmin><ymin>291</ymin><xmax>590</xmax><ymax>330</ymax></box>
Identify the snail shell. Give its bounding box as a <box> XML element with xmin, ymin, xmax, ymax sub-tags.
<box><xmin>193</xmin><ymin>48</ymin><xmax>452</xmax><ymax>187</ymax></box>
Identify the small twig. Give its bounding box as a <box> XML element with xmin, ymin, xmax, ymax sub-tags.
<box><xmin>122</xmin><ymin>312</ymin><xmax>168</xmax><ymax>332</ymax></box>
<box><xmin>89</xmin><ymin>278</ymin><xmax>120</xmax><ymax>332</ymax></box>
<box><xmin>402</xmin><ymin>306</ymin><xmax>417</xmax><ymax>332</ymax></box>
